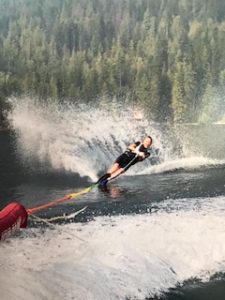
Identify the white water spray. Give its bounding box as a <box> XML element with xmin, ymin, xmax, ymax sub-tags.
<box><xmin>7</xmin><ymin>97</ymin><xmax>225</xmax><ymax>180</ymax></box>
<box><xmin>7</xmin><ymin>98</ymin><xmax>168</xmax><ymax>180</ymax></box>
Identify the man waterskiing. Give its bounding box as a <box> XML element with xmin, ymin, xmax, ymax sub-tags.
<box><xmin>97</xmin><ymin>136</ymin><xmax>153</xmax><ymax>187</ymax></box>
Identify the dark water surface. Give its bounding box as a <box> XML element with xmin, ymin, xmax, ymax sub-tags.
<box><xmin>1</xmin><ymin>130</ymin><xmax>225</xmax><ymax>300</ymax></box>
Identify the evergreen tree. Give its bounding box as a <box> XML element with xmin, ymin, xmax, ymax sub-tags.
<box><xmin>0</xmin><ymin>0</ymin><xmax>225</xmax><ymax>124</ymax></box>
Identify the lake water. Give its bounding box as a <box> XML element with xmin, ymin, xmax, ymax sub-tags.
<box><xmin>1</xmin><ymin>101</ymin><xmax>225</xmax><ymax>300</ymax></box>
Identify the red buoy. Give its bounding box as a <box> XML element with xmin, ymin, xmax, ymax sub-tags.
<box><xmin>0</xmin><ymin>202</ymin><xmax>28</xmax><ymax>241</ymax></box>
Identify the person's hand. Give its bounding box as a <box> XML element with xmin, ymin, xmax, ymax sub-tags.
<box><xmin>134</xmin><ymin>149</ymin><xmax>145</xmax><ymax>158</ymax></box>
<box><xmin>133</xmin><ymin>148</ymin><xmax>140</xmax><ymax>155</ymax></box>
<box><xmin>138</xmin><ymin>152</ymin><xmax>145</xmax><ymax>159</ymax></box>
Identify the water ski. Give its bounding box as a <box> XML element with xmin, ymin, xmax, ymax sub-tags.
<box><xmin>97</xmin><ymin>178</ymin><xmax>109</xmax><ymax>189</ymax></box>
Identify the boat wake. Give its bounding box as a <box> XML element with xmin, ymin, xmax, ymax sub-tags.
<box><xmin>1</xmin><ymin>196</ymin><xmax>225</xmax><ymax>300</ymax></box>
<box><xmin>136</xmin><ymin>156</ymin><xmax>225</xmax><ymax>175</ymax></box>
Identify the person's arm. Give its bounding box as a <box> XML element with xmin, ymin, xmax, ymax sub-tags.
<box><xmin>127</xmin><ymin>141</ymin><xmax>140</xmax><ymax>152</ymax></box>
<box><xmin>138</xmin><ymin>151</ymin><xmax>150</xmax><ymax>160</ymax></box>
<box><xmin>144</xmin><ymin>152</ymin><xmax>150</xmax><ymax>159</ymax></box>
<box><xmin>127</xmin><ymin>143</ymin><xmax>137</xmax><ymax>152</ymax></box>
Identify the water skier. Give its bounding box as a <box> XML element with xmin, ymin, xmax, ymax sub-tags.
<box><xmin>97</xmin><ymin>136</ymin><xmax>153</xmax><ymax>187</ymax></box>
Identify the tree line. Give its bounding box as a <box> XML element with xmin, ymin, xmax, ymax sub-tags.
<box><xmin>0</xmin><ymin>0</ymin><xmax>225</xmax><ymax>124</ymax></box>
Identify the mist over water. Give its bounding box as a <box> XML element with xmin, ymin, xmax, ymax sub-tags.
<box><xmin>7</xmin><ymin>97</ymin><xmax>225</xmax><ymax>181</ymax></box>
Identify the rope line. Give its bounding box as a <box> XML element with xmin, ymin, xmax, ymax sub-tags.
<box><xmin>29</xmin><ymin>213</ymin><xmax>87</xmax><ymax>242</ymax></box>
<box><xmin>27</xmin><ymin>184</ymin><xmax>96</xmax><ymax>215</ymax></box>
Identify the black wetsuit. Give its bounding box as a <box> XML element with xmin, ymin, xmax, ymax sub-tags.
<box><xmin>115</xmin><ymin>141</ymin><xmax>150</xmax><ymax>170</ymax></box>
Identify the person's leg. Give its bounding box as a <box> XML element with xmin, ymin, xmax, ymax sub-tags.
<box><xmin>96</xmin><ymin>172</ymin><xmax>110</xmax><ymax>183</ymax></box>
<box><xmin>108</xmin><ymin>163</ymin><xmax>120</xmax><ymax>174</ymax></box>
<box><xmin>109</xmin><ymin>167</ymin><xmax>125</xmax><ymax>180</ymax></box>
<box><xmin>96</xmin><ymin>163</ymin><xmax>120</xmax><ymax>184</ymax></box>
<box><xmin>109</xmin><ymin>156</ymin><xmax>138</xmax><ymax>180</ymax></box>
<box><xmin>97</xmin><ymin>152</ymin><xmax>134</xmax><ymax>185</ymax></box>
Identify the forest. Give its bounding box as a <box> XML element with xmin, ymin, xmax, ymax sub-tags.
<box><xmin>0</xmin><ymin>0</ymin><xmax>225</xmax><ymax>124</ymax></box>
